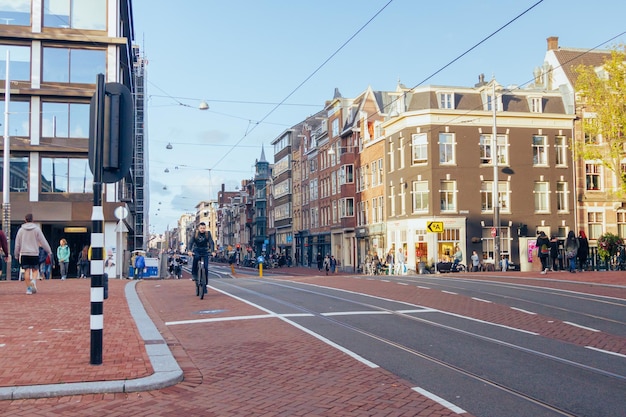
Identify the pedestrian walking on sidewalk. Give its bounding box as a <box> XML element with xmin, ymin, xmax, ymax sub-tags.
<box><xmin>577</xmin><ymin>230</ymin><xmax>589</xmax><ymax>272</ymax></box>
<box><xmin>329</xmin><ymin>255</ymin><xmax>337</xmax><ymax>274</ymax></box>
<box><xmin>536</xmin><ymin>231</ymin><xmax>550</xmax><ymax>274</ymax></box>
<box><xmin>57</xmin><ymin>238</ymin><xmax>70</xmax><ymax>280</ymax></box>
<box><xmin>323</xmin><ymin>254</ymin><xmax>330</xmax><ymax>275</ymax></box>
<box><xmin>78</xmin><ymin>245</ymin><xmax>90</xmax><ymax>278</ymax></box>
<box><xmin>565</xmin><ymin>231</ymin><xmax>580</xmax><ymax>273</ymax></box>
<box><xmin>14</xmin><ymin>213</ymin><xmax>52</xmax><ymax>294</ymax></box>
<box><xmin>0</xmin><ymin>227</ymin><xmax>9</xmax><ymax>279</ymax></box>
<box><xmin>317</xmin><ymin>252</ymin><xmax>323</xmax><ymax>271</ymax></box>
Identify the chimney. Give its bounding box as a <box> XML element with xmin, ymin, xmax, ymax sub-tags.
<box><xmin>547</xmin><ymin>36</ymin><xmax>559</xmax><ymax>51</ymax></box>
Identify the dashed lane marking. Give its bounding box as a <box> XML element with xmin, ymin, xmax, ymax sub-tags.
<box><xmin>412</xmin><ymin>387</ymin><xmax>466</xmax><ymax>414</ymax></box>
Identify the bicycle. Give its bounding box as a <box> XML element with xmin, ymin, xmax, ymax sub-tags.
<box><xmin>173</xmin><ymin>263</ymin><xmax>182</xmax><ymax>279</ymax></box>
<box><xmin>196</xmin><ymin>257</ymin><xmax>207</xmax><ymax>299</ymax></box>
<box><xmin>451</xmin><ymin>263</ymin><xmax>467</xmax><ymax>272</ymax></box>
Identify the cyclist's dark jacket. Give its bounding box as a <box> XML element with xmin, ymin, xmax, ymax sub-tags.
<box><xmin>189</xmin><ymin>231</ymin><xmax>214</xmax><ymax>256</ymax></box>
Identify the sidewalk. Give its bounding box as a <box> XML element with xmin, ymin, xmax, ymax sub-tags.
<box><xmin>0</xmin><ymin>267</ymin><xmax>623</xmax><ymax>402</ymax></box>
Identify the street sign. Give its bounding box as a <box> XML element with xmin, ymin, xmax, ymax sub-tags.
<box><xmin>427</xmin><ymin>221</ymin><xmax>444</xmax><ymax>233</ymax></box>
<box><xmin>491</xmin><ymin>227</ymin><xmax>497</xmax><ymax>237</ymax></box>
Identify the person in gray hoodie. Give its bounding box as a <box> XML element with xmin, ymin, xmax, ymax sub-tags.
<box><xmin>14</xmin><ymin>213</ymin><xmax>52</xmax><ymax>294</ymax></box>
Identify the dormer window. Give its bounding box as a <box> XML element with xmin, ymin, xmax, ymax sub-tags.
<box><xmin>529</xmin><ymin>96</ymin><xmax>542</xmax><ymax>113</ymax></box>
<box><xmin>438</xmin><ymin>92</ymin><xmax>455</xmax><ymax>109</ymax></box>
<box><xmin>482</xmin><ymin>89</ymin><xmax>502</xmax><ymax>112</ymax></box>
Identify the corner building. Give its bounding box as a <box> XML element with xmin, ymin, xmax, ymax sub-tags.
<box><xmin>380</xmin><ymin>79</ymin><xmax>575</xmax><ymax>271</ymax></box>
<box><xmin>0</xmin><ymin>1</ymin><xmax>138</xmax><ymax>278</ymax></box>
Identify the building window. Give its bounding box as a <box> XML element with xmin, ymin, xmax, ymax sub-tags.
<box><xmin>617</xmin><ymin>212</ymin><xmax>626</xmax><ymax>239</ymax></box>
<box><xmin>585</xmin><ymin>163</ymin><xmax>601</xmax><ymax>190</ymax></box>
<box><xmin>479</xmin><ymin>135</ymin><xmax>491</xmax><ymax>164</ymax></box>
<box><xmin>529</xmin><ymin>97</ymin><xmax>542</xmax><ymax>113</ymax></box>
<box><xmin>0</xmin><ymin>0</ymin><xmax>30</xmax><ymax>26</ymax></box>
<box><xmin>339</xmin><ymin>197</ymin><xmax>354</xmax><ymax>217</ymax></box>
<box><xmin>583</xmin><ymin>116</ymin><xmax>600</xmax><ymax>144</ymax></box>
<box><xmin>532</xmin><ymin>135</ymin><xmax>548</xmax><ymax>166</ymax></box>
<box><xmin>357</xmin><ymin>201</ymin><xmax>366</xmax><ymax>226</ymax></box>
<box><xmin>439</xmin><ymin>92</ymin><xmax>454</xmax><ymax>109</ymax></box>
<box><xmin>479</xmin><ymin>134</ymin><xmax>508</xmax><ymax>165</ymax></box>
<box><xmin>41</xmin><ymin>158</ymin><xmax>93</xmax><ymax>193</ymax></box>
<box><xmin>0</xmin><ymin>156</ymin><xmax>28</xmax><ymax>192</ymax></box>
<box><xmin>480</xmin><ymin>181</ymin><xmax>508</xmax><ymax>213</ymax></box>
<box><xmin>412</xmin><ymin>133</ymin><xmax>428</xmax><ymax>164</ymax></box>
<box><xmin>0</xmin><ymin>45</ymin><xmax>31</xmax><ymax>81</ymax></box>
<box><xmin>439</xmin><ymin>133</ymin><xmax>455</xmax><ymax>165</ymax></box>
<box><xmin>339</xmin><ymin>165</ymin><xmax>354</xmax><ymax>185</ymax></box>
<box><xmin>588</xmin><ymin>211</ymin><xmax>603</xmax><ymax>239</ymax></box>
<box><xmin>377</xmin><ymin>159</ymin><xmax>383</xmax><ymax>185</ymax></box>
<box><xmin>43</xmin><ymin>47</ymin><xmax>106</xmax><ymax>84</ymax></box>
<box><xmin>440</xmin><ymin>180</ymin><xmax>456</xmax><ymax>212</ymax></box>
<box><xmin>331</xmin><ymin>118</ymin><xmax>339</xmax><ymax>137</ymax></box>
<box><xmin>43</xmin><ymin>0</ymin><xmax>106</xmax><ymax>30</ymax></box>
<box><xmin>0</xmin><ymin>100</ymin><xmax>30</xmax><ymax>136</ymax></box>
<box><xmin>556</xmin><ymin>181</ymin><xmax>568</xmax><ymax>212</ymax></box>
<box><xmin>534</xmin><ymin>181</ymin><xmax>549</xmax><ymax>213</ymax></box>
<box><xmin>41</xmin><ymin>102</ymin><xmax>90</xmax><ymax>138</ymax></box>
<box><xmin>389</xmin><ymin>185</ymin><xmax>396</xmax><ymax>217</ymax></box>
<box><xmin>412</xmin><ymin>181</ymin><xmax>429</xmax><ymax>212</ymax></box>
<box><xmin>482</xmin><ymin>227</ymin><xmax>510</xmax><ymax>260</ymax></box>
<box><xmin>555</xmin><ymin>136</ymin><xmax>568</xmax><ymax>166</ymax></box>
<box><xmin>372</xmin><ymin>197</ymin><xmax>379</xmax><ymax>223</ymax></box>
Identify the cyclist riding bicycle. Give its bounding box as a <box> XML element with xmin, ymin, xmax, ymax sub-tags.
<box><xmin>188</xmin><ymin>222</ymin><xmax>215</xmax><ymax>285</ymax></box>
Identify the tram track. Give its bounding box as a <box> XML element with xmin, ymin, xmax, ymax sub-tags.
<box><xmin>391</xmin><ymin>275</ymin><xmax>626</xmax><ymax>329</ymax></box>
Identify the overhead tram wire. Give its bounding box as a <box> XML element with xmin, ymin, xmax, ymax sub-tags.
<box><xmin>212</xmin><ymin>0</ymin><xmax>544</xmax><ymax>169</ymax></box>
<box><xmin>208</xmin><ymin>0</ymin><xmax>395</xmax><ymax>170</ymax></box>
<box><xmin>388</xmin><ymin>29</ymin><xmax>626</xmax><ymax>143</ymax></box>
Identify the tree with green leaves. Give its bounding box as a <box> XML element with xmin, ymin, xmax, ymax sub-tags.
<box><xmin>575</xmin><ymin>47</ymin><xmax>626</xmax><ymax>198</ymax></box>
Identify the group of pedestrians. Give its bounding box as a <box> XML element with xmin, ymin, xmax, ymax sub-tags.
<box><xmin>317</xmin><ymin>252</ymin><xmax>337</xmax><ymax>275</ymax></box>
<box><xmin>537</xmin><ymin>230</ymin><xmax>589</xmax><ymax>274</ymax></box>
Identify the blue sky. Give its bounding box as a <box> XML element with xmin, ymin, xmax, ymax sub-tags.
<box><xmin>132</xmin><ymin>0</ymin><xmax>626</xmax><ymax>233</ymax></box>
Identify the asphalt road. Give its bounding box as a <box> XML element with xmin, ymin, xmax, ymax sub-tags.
<box><xmin>205</xmin><ymin>273</ymin><xmax>626</xmax><ymax>417</ymax></box>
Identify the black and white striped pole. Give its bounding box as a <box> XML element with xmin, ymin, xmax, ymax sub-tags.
<box><xmin>89</xmin><ymin>74</ymin><xmax>106</xmax><ymax>365</ymax></box>
<box><xmin>88</xmin><ymin>74</ymin><xmax>133</xmax><ymax>365</ymax></box>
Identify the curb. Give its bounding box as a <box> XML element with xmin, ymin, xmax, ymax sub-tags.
<box><xmin>0</xmin><ymin>281</ymin><xmax>182</xmax><ymax>400</ymax></box>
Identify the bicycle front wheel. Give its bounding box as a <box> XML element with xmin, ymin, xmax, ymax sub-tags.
<box><xmin>198</xmin><ymin>266</ymin><xmax>207</xmax><ymax>299</ymax></box>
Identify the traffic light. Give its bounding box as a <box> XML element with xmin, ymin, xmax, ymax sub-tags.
<box><xmin>89</xmin><ymin>80</ymin><xmax>134</xmax><ymax>184</ymax></box>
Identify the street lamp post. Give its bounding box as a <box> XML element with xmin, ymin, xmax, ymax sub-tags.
<box><xmin>492</xmin><ymin>83</ymin><xmax>500</xmax><ymax>266</ymax></box>
<box><xmin>3</xmin><ymin>50</ymin><xmax>11</xmax><ymax>279</ymax></box>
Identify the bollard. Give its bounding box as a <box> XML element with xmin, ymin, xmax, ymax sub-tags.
<box><xmin>259</xmin><ymin>263</ymin><xmax>263</xmax><ymax>278</ymax></box>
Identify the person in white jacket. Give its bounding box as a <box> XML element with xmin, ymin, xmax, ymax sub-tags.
<box><xmin>14</xmin><ymin>213</ymin><xmax>52</xmax><ymax>294</ymax></box>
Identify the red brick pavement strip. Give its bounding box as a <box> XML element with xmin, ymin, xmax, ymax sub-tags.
<box><xmin>0</xmin><ymin>278</ymin><xmax>152</xmax><ymax>388</ymax></box>
<box><xmin>0</xmin><ymin>277</ymin><xmax>474</xmax><ymax>416</ymax></box>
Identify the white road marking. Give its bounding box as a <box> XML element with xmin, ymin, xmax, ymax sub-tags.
<box><xmin>322</xmin><ymin>311</ymin><xmax>392</xmax><ymax>316</ymax></box>
<box><xmin>186</xmin><ymin>284</ymin><xmax>380</xmax><ymax>369</ymax></box>
<box><xmin>563</xmin><ymin>321</ymin><xmax>600</xmax><ymax>332</ymax></box>
<box><xmin>585</xmin><ymin>346</ymin><xmax>626</xmax><ymax>358</ymax></box>
<box><xmin>510</xmin><ymin>307</ymin><xmax>537</xmax><ymax>315</ymax></box>
<box><xmin>412</xmin><ymin>387</ymin><xmax>466</xmax><ymax>414</ymax></box>
<box><xmin>471</xmin><ymin>297</ymin><xmax>492</xmax><ymax>303</ymax></box>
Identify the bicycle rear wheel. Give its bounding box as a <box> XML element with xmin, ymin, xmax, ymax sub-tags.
<box><xmin>198</xmin><ymin>264</ymin><xmax>207</xmax><ymax>299</ymax></box>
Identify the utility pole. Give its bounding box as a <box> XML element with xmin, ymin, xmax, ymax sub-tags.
<box><xmin>492</xmin><ymin>82</ymin><xmax>500</xmax><ymax>266</ymax></box>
